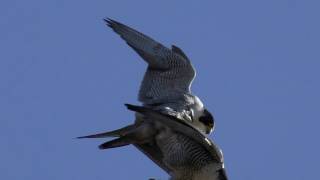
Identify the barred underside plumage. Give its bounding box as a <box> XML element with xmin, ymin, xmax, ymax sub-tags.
<box><xmin>78</xmin><ymin>104</ymin><xmax>227</xmax><ymax>180</ymax></box>
<box><xmin>126</xmin><ymin>104</ymin><xmax>227</xmax><ymax>180</ymax></box>
<box><xmin>160</xmin><ymin>133</ymin><xmax>215</xmax><ymax>172</ymax></box>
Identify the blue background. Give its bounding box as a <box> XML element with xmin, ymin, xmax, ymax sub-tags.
<box><xmin>1</xmin><ymin>0</ymin><xmax>319</xmax><ymax>179</ymax></box>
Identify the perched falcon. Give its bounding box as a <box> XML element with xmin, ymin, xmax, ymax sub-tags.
<box><xmin>78</xmin><ymin>104</ymin><xmax>228</xmax><ymax>180</ymax></box>
<box><xmin>105</xmin><ymin>18</ymin><xmax>214</xmax><ymax>134</ymax></box>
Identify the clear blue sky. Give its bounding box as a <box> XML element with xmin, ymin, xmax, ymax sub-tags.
<box><xmin>1</xmin><ymin>0</ymin><xmax>319</xmax><ymax>179</ymax></box>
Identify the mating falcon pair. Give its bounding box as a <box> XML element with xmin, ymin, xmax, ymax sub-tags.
<box><xmin>79</xmin><ymin>19</ymin><xmax>227</xmax><ymax>180</ymax></box>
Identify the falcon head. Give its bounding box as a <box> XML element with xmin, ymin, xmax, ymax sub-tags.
<box><xmin>190</xmin><ymin>96</ymin><xmax>215</xmax><ymax>134</ymax></box>
<box><xmin>198</xmin><ymin>108</ymin><xmax>215</xmax><ymax>134</ymax></box>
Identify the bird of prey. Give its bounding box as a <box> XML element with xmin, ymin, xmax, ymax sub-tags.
<box><xmin>78</xmin><ymin>104</ymin><xmax>227</xmax><ymax>180</ymax></box>
<box><xmin>105</xmin><ymin>18</ymin><xmax>214</xmax><ymax>134</ymax></box>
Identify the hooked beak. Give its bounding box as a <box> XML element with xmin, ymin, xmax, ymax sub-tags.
<box><xmin>206</xmin><ymin>123</ymin><xmax>214</xmax><ymax>134</ymax></box>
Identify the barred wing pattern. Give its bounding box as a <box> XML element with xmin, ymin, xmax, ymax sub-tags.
<box><xmin>127</xmin><ymin>104</ymin><xmax>227</xmax><ymax>180</ymax></box>
<box><xmin>105</xmin><ymin>19</ymin><xmax>196</xmax><ymax>105</ymax></box>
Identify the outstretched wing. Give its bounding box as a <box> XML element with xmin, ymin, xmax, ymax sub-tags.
<box><xmin>105</xmin><ymin>19</ymin><xmax>196</xmax><ymax>104</ymax></box>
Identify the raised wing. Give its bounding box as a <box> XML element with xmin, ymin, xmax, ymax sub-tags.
<box><xmin>105</xmin><ymin>19</ymin><xmax>196</xmax><ymax>104</ymax></box>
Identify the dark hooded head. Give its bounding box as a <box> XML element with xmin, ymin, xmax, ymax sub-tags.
<box><xmin>198</xmin><ymin>109</ymin><xmax>215</xmax><ymax>134</ymax></box>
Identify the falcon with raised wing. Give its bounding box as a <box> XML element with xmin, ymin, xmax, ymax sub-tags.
<box><xmin>78</xmin><ymin>104</ymin><xmax>227</xmax><ymax>180</ymax></box>
<box><xmin>105</xmin><ymin>19</ymin><xmax>214</xmax><ymax>134</ymax></box>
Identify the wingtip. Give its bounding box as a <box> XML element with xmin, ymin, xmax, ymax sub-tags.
<box><xmin>124</xmin><ymin>104</ymin><xmax>149</xmax><ymax>114</ymax></box>
<box><xmin>75</xmin><ymin>136</ymin><xmax>86</xmax><ymax>139</ymax></box>
<box><xmin>124</xmin><ymin>103</ymin><xmax>138</xmax><ymax>111</ymax></box>
<box><xmin>103</xmin><ymin>18</ymin><xmax>109</xmax><ymax>23</ymax></box>
<box><xmin>103</xmin><ymin>18</ymin><xmax>113</xmax><ymax>27</ymax></box>
<box><xmin>76</xmin><ymin>135</ymin><xmax>91</xmax><ymax>139</ymax></box>
<box><xmin>76</xmin><ymin>134</ymin><xmax>104</xmax><ymax>139</ymax></box>
<box><xmin>103</xmin><ymin>18</ymin><xmax>122</xmax><ymax>27</ymax></box>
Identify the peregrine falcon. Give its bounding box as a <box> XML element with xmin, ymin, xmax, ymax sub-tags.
<box><xmin>78</xmin><ymin>104</ymin><xmax>227</xmax><ymax>180</ymax></box>
<box><xmin>105</xmin><ymin>18</ymin><xmax>214</xmax><ymax>134</ymax></box>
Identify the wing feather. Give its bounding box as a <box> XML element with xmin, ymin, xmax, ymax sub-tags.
<box><xmin>105</xmin><ymin>19</ymin><xmax>196</xmax><ymax>103</ymax></box>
